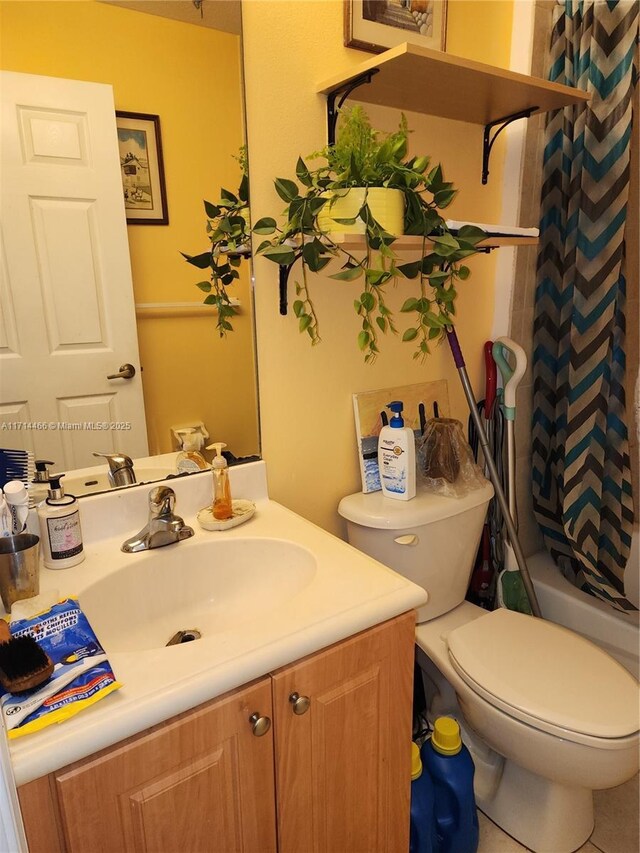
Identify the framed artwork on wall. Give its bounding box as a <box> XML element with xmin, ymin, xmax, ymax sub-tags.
<box><xmin>344</xmin><ymin>0</ymin><xmax>447</xmax><ymax>54</ymax></box>
<box><xmin>115</xmin><ymin>111</ymin><xmax>169</xmax><ymax>225</ymax></box>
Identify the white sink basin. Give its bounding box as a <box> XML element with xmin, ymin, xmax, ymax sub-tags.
<box><xmin>66</xmin><ymin>467</ymin><xmax>173</xmax><ymax>496</ymax></box>
<box><xmin>12</xmin><ymin>462</ymin><xmax>427</xmax><ymax>787</ymax></box>
<box><xmin>79</xmin><ymin>538</ymin><xmax>317</xmax><ymax>652</ymax></box>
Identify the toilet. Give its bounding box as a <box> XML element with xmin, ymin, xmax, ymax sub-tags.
<box><xmin>339</xmin><ymin>482</ymin><xmax>640</xmax><ymax>853</ymax></box>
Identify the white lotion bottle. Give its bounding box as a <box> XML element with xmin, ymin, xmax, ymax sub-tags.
<box><xmin>378</xmin><ymin>400</ymin><xmax>416</xmax><ymax>501</ymax></box>
<box><xmin>37</xmin><ymin>474</ymin><xmax>85</xmax><ymax>569</ymax></box>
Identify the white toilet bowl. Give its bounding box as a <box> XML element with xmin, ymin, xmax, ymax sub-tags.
<box><xmin>338</xmin><ymin>485</ymin><xmax>640</xmax><ymax>853</ymax></box>
<box><xmin>415</xmin><ymin>602</ymin><xmax>639</xmax><ymax>852</ymax></box>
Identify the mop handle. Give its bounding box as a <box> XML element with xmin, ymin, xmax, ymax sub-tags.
<box><xmin>492</xmin><ymin>337</ymin><xmax>527</xmax><ymax>417</ymax></box>
<box><xmin>446</xmin><ymin>327</ymin><xmax>542</xmax><ymax>618</ymax></box>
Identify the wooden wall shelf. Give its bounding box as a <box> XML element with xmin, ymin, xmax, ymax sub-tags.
<box><xmin>316</xmin><ymin>42</ymin><xmax>590</xmax><ymax>128</ymax></box>
<box><xmin>317</xmin><ymin>42</ymin><xmax>589</xmax><ymax>183</ymax></box>
<box><xmin>333</xmin><ymin>234</ymin><xmax>538</xmax><ymax>252</ymax></box>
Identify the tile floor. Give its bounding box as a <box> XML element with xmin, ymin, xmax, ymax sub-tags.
<box><xmin>477</xmin><ymin>773</ymin><xmax>639</xmax><ymax>852</ymax></box>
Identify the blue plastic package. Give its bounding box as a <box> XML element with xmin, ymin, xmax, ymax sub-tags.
<box><xmin>1</xmin><ymin>598</ymin><xmax>121</xmax><ymax>738</ymax></box>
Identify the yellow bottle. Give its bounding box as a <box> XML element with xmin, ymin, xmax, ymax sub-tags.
<box><xmin>208</xmin><ymin>442</ymin><xmax>233</xmax><ymax>520</ymax></box>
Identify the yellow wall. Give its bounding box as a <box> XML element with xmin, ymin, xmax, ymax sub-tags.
<box><xmin>0</xmin><ymin>0</ymin><xmax>260</xmax><ymax>458</ymax></box>
<box><xmin>243</xmin><ymin>0</ymin><xmax>513</xmax><ymax>534</ymax></box>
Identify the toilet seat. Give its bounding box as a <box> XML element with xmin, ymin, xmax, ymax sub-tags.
<box><xmin>446</xmin><ymin>609</ymin><xmax>640</xmax><ymax>746</ymax></box>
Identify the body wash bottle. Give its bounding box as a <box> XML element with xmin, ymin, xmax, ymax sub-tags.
<box><xmin>207</xmin><ymin>442</ymin><xmax>233</xmax><ymax>520</ymax></box>
<box><xmin>37</xmin><ymin>474</ymin><xmax>85</xmax><ymax>568</ymax></box>
<box><xmin>378</xmin><ymin>400</ymin><xmax>416</xmax><ymax>501</ymax></box>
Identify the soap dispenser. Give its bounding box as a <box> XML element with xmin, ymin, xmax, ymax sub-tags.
<box><xmin>30</xmin><ymin>459</ymin><xmax>55</xmax><ymax>506</ymax></box>
<box><xmin>207</xmin><ymin>443</ymin><xmax>233</xmax><ymax>520</ymax></box>
<box><xmin>37</xmin><ymin>474</ymin><xmax>85</xmax><ymax>569</ymax></box>
<box><xmin>378</xmin><ymin>400</ymin><xmax>416</xmax><ymax>500</ymax></box>
<box><xmin>176</xmin><ymin>429</ymin><xmax>208</xmax><ymax>473</ymax></box>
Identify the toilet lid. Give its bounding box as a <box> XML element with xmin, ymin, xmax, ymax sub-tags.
<box><xmin>447</xmin><ymin>609</ymin><xmax>640</xmax><ymax>740</ymax></box>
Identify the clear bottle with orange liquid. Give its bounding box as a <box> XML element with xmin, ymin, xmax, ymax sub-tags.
<box><xmin>208</xmin><ymin>442</ymin><xmax>233</xmax><ymax>520</ymax></box>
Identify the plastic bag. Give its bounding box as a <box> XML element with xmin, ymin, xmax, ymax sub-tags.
<box><xmin>417</xmin><ymin>418</ymin><xmax>487</xmax><ymax>498</ymax></box>
<box><xmin>1</xmin><ymin>598</ymin><xmax>121</xmax><ymax>738</ymax></box>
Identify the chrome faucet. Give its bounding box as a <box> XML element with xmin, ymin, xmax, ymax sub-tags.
<box><xmin>121</xmin><ymin>486</ymin><xmax>194</xmax><ymax>553</ymax></box>
<box><xmin>93</xmin><ymin>452</ymin><xmax>136</xmax><ymax>487</ymax></box>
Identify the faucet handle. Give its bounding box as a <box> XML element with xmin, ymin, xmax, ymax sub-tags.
<box><xmin>148</xmin><ymin>486</ymin><xmax>176</xmax><ymax>517</ymax></box>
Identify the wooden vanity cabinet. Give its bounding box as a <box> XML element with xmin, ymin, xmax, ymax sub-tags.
<box><xmin>18</xmin><ymin>677</ymin><xmax>277</xmax><ymax>853</ymax></box>
<box><xmin>18</xmin><ymin>612</ymin><xmax>415</xmax><ymax>853</ymax></box>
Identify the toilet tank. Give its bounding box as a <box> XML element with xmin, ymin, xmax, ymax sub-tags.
<box><xmin>338</xmin><ymin>482</ymin><xmax>493</xmax><ymax>622</ymax></box>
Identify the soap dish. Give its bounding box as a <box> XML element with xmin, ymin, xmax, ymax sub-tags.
<box><xmin>197</xmin><ymin>500</ymin><xmax>256</xmax><ymax>531</ymax></box>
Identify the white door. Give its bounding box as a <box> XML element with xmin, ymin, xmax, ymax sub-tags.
<box><xmin>0</xmin><ymin>71</ymin><xmax>148</xmax><ymax>471</ymax></box>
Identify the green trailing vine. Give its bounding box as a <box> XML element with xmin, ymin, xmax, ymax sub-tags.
<box><xmin>253</xmin><ymin>107</ymin><xmax>486</xmax><ymax>362</ymax></box>
<box><xmin>182</xmin><ymin>147</ymin><xmax>250</xmax><ymax>337</ymax></box>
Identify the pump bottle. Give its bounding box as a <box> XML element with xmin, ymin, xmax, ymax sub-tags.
<box><xmin>175</xmin><ymin>429</ymin><xmax>208</xmax><ymax>473</ymax></box>
<box><xmin>30</xmin><ymin>460</ymin><xmax>55</xmax><ymax>507</ymax></box>
<box><xmin>37</xmin><ymin>474</ymin><xmax>85</xmax><ymax>569</ymax></box>
<box><xmin>207</xmin><ymin>442</ymin><xmax>233</xmax><ymax>520</ymax></box>
<box><xmin>378</xmin><ymin>400</ymin><xmax>416</xmax><ymax>500</ymax></box>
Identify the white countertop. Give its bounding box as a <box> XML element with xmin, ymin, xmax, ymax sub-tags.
<box><xmin>10</xmin><ymin>462</ymin><xmax>427</xmax><ymax>785</ymax></box>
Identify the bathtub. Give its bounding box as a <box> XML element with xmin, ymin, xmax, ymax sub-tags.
<box><xmin>527</xmin><ymin>531</ymin><xmax>640</xmax><ymax>679</ymax></box>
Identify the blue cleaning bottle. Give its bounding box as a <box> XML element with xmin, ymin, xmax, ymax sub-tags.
<box><xmin>410</xmin><ymin>742</ymin><xmax>437</xmax><ymax>853</ymax></box>
<box><xmin>421</xmin><ymin>717</ymin><xmax>479</xmax><ymax>853</ymax></box>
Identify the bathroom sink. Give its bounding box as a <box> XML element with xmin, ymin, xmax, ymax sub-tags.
<box><xmin>65</xmin><ymin>466</ymin><xmax>174</xmax><ymax>496</ymax></box>
<box><xmin>79</xmin><ymin>538</ymin><xmax>317</xmax><ymax>652</ymax></box>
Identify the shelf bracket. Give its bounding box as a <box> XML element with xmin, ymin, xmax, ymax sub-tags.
<box><xmin>482</xmin><ymin>107</ymin><xmax>537</xmax><ymax>184</ymax></box>
<box><xmin>279</xmin><ymin>71</ymin><xmax>379</xmax><ymax>317</ymax></box>
<box><xmin>279</xmin><ymin>264</ymin><xmax>293</xmax><ymax>315</ymax></box>
<box><xmin>326</xmin><ymin>69</ymin><xmax>380</xmax><ymax>145</ymax></box>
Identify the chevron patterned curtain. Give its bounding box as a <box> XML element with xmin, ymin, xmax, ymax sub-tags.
<box><xmin>532</xmin><ymin>0</ymin><xmax>638</xmax><ymax>610</ymax></box>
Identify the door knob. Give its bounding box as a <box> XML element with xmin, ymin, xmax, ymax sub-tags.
<box><xmin>107</xmin><ymin>363</ymin><xmax>136</xmax><ymax>380</ymax></box>
<box><xmin>249</xmin><ymin>712</ymin><xmax>271</xmax><ymax>737</ymax></box>
<box><xmin>289</xmin><ymin>692</ymin><xmax>310</xmax><ymax>715</ymax></box>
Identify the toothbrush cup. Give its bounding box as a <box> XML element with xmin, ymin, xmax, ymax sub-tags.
<box><xmin>0</xmin><ymin>533</ymin><xmax>40</xmax><ymax>613</ymax></box>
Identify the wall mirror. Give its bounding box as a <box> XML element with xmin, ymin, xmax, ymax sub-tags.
<box><xmin>0</xmin><ymin>0</ymin><xmax>259</xmax><ymax>497</ymax></box>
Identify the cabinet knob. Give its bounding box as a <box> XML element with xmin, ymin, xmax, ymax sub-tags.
<box><xmin>248</xmin><ymin>712</ymin><xmax>271</xmax><ymax>737</ymax></box>
<box><xmin>289</xmin><ymin>692</ymin><xmax>310</xmax><ymax>715</ymax></box>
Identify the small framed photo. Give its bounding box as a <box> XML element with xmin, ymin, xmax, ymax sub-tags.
<box><xmin>344</xmin><ymin>0</ymin><xmax>447</xmax><ymax>55</ymax></box>
<box><xmin>115</xmin><ymin>111</ymin><xmax>169</xmax><ymax>225</ymax></box>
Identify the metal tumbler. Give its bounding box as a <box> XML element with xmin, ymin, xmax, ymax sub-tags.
<box><xmin>0</xmin><ymin>533</ymin><xmax>40</xmax><ymax>613</ymax></box>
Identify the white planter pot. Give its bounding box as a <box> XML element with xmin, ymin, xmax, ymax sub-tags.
<box><xmin>317</xmin><ymin>187</ymin><xmax>404</xmax><ymax>236</ymax></box>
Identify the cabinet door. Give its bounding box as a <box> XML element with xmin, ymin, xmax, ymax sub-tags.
<box><xmin>272</xmin><ymin>612</ymin><xmax>415</xmax><ymax>853</ymax></box>
<box><xmin>20</xmin><ymin>677</ymin><xmax>276</xmax><ymax>853</ymax></box>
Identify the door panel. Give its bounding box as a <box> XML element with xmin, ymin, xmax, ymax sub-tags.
<box><xmin>1</xmin><ymin>71</ymin><xmax>148</xmax><ymax>467</ymax></box>
<box><xmin>48</xmin><ymin>679</ymin><xmax>276</xmax><ymax>853</ymax></box>
<box><xmin>272</xmin><ymin>612</ymin><xmax>415</xmax><ymax>853</ymax></box>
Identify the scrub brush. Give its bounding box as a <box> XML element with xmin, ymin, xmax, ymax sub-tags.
<box><xmin>0</xmin><ymin>619</ymin><xmax>54</xmax><ymax>693</ymax></box>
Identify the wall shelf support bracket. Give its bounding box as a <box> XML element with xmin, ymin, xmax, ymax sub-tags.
<box><xmin>279</xmin><ymin>264</ymin><xmax>293</xmax><ymax>315</ymax></box>
<box><xmin>482</xmin><ymin>107</ymin><xmax>537</xmax><ymax>184</ymax></box>
<box><xmin>326</xmin><ymin>69</ymin><xmax>380</xmax><ymax>144</ymax></box>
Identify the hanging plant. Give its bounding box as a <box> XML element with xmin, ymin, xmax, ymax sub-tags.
<box><xmin>253</xmin><ymin>107</ymin><xmax>486</xmax><ymax>362</ymax></box>
<box><xmin>182</xmin><ymin>146</ymin><xmax>251</xmax><ymax>337</ymax></box>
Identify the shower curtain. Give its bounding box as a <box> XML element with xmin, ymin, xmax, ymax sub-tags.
<box><xmin>532</xmin><ymin>0</ymin><xmax>639</xmax><ymax>610</ymax></box>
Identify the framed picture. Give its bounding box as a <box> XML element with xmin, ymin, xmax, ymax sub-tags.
<box><xmin>115</xmin><ymin>111</ymin><xmax>168</xmax><ymax>225</ymax></box>
<box><xmin>344</xmin><ymin>0</ymin><xmax>447</xmax><ymax>54</ymax></box>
